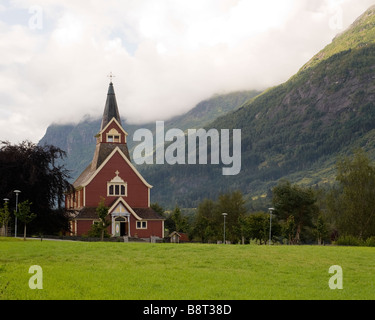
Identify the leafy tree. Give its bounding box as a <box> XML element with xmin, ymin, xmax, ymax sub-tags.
<box><xmin>243</xmin><ymin>212</ymin><xmax>269</xmax><ymax>244</ymax></box>
<box><xmin>14</xmin><ymin>200</ymin><xmax>36</xmax><ymax>240</ymax></box>
<box><xmin>191</xmin><ymin>191</ymin><xmax>248</xmax><ymax>243</ymax></box>
<box><xmin>0</xmin><ymin>202</ymin><xmax>11</xmax><ymax>237</ymax></box>
<box><xmin>87</xmin><ymin>222</ymin><xmax>110</xmax><ymax>239</ymax></box>
<box><xmin>327</xmin><ymin>149</ymin><xmax>375</xmax><ymax>240</ymax></box>
<box><xmin>170</xmin><ymin>205</ymin><xmax>189</xmax><ymax>233</ymax></box>
<box><xmin>193</xmin><ymin>199</ymin><xmax>217</xmax><ymax>242</ymax></box>
<box><xmin>242</xmin><ymin>212</ymin><xmax>281</xmax><ymax>245</ymax></box>
<box><xmin>272</xmin><ymin>180</ymin><xmax>319</xmax><ymax>244</ymax></box>
<box><xmin>0</xmin><ymin>141</ymin><xmax>72</xmax><ymax>235</ymax></box>
<box><xmin>216</xmin><ymin>191</ymin><xmax>248</xmax><ymax>243</ymax></box>
<box><xmin>315</xmin><ymin>214</ymin><xmax>329</xmax><ymax>245</ymax></box>
<box><xmin>282</xmin><ymin>215</ymin><xmax>296</xmax><ymax>245</ymax></box>
<box><xmin>95</xmin><ymin>198</ymin><xmax>111</xmax><ymax>241</ymax></box>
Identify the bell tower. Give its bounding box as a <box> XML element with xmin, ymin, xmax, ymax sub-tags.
<box><xmin>91</xmin><ymin>81</ymin><xmax>130</xmax><ymax>171</ymax></box>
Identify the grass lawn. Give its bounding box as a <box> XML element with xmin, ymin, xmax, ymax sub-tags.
<box><xmin>0</xmin><ymin>237</ymin><xmax>374</xmax><ymax>300</ymax></box>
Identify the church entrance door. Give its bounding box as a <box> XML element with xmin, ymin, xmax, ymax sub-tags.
<box><xmin>115</xmin><ymin>217</ymin><xmax>128</xmax><ymax>237</ymax></box>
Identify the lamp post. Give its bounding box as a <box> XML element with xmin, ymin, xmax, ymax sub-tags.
<box><xmin>268</xmin><ymin>208</ymin><xmax>275</xmax><ymax>245</ymax></box>
<box><xmin>14</xmin><ymin>190</ymin><xmax>21</xmax><ymax>238</ymax></box>
<box><xmin>222</xmin><ymin>213</ymin><xmax>228</xmax><ymax>244</ymax></box>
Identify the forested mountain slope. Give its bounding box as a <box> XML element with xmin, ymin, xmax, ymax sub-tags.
<box><xmin>140</xmin><ymin>5</ymin><xmax>375</xmax><ymax>208</ymax></box>
<box><xmin>39</xmin><ymin>91</ymin><xmax>260</xmax><ymax>182</ymax></box>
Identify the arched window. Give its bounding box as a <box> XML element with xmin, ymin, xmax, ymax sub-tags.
<box><xmin>107</xmin><ymin>171</ymin><xmax>127</xmax><ymax>196</ymax></box>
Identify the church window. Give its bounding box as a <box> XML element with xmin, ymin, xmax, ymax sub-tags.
<box><xmin>108</xmin><ymin>183</ymin><xmax>127</xmax><ymax>196</ymax></box>
<box><xmin>106</xmin><ymin>129</ymin><xmax>121</xmax><ymax>143</ymax></box>
<box><xmin>107</xmin><ymin>171</ymin><xmax>127</xmax><ymax>197</ymax></box>
<box><xmin>107</xmin><ymin>135</ymin><xmax>120</xmax><ymax>143</ymax></box>
<box><xmin>136</xmin><ymin>221</ymin><xmax>147</xmax><ymax>229</ymax></box>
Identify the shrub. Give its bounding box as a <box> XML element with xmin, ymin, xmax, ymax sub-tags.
<box><xmin>335</xmin><ymin>235</ymin><xmax>363</xmax><ymax>246</ymax></box>
<box><xmin>364</xmin><ymin>236</ymin><xmax>375</xmax><ymax>247</ymax></box>
<box><xmin>335</xmin><ymin>235</ymin><xmax>375</xmax><ymax>247</ymax></box>
<box><xmin>87</xmin><ymin>222</ymin><xmax>110</xmax><ymax>238</ymax></box>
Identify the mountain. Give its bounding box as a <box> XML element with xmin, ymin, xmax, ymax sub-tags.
<box><xmin>139</xmin><ymin>5</ymin><xmax>375</xmax><ymax>208</ymax></box>
<box><xmin>302</xmin><ymin>5</ymin><xmax>375</xmax><ymax>70</ymax></box>
<box><xmin>40</xmin><ymin>6</ymin><xmax>375</xmax><ymax>210</ymax></box>
<box><xmin>39</xmin><ymin>90</ymin><xmax>261</xmax><ymax>182</ymax></box>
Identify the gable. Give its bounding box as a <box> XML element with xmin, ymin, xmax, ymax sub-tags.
<box><xmin>108</xmin><ymin>197</ymin><xmax>142</xmax><ymax>220</ymax></box>
<box><xmin>100</xmin><ymin>118</ymin><xmax>128</xmax><ymax>144</ymax></box>
<box><xmin>84</xmin><ymin>146</ymin><xmax>152</xmax><ymax>189</ymax></box>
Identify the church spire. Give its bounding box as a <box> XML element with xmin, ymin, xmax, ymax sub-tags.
<box><xmin>90</xmin><ymin>80</ymin><xmax>130</xmax><ymax>170</ymax></box>
<box><xmin>101</xmin><ymin>81</ymin><xmax>122</xmax><ymax>130</ymax></box>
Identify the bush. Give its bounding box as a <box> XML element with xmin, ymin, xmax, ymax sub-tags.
<box><xmin>87</xmin><ymin>222</ymin><xmax>110</xmax><ymax>238</ymax></box>
<box><xmin>336</xmin><ymin>235</ymin><xmax>375</xmax><ymax>247</ymax></box>
<box><xmin>364</xmin><ymin>236</ymin><xmax>375</xmax><ymax>247</ymax></box>
<box><xmin>335</xmin><ymin>235</ymin><xmax>363</xmax><ymax>246</ymax></box>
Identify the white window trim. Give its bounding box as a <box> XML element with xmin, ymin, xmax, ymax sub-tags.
<box><xmin>136</xmin><ymin>221</ymin><xmax>147</xmax><ymax>229</ymax></box>
<box><xmin>107</xmin><ymin>182</ymin><xmax>127</xmax><ymax>197</ymax></box>
<box><xmin>106</xmin><ymin>128</ymin><xmax>121</xmax><ymax>144</ymax></box>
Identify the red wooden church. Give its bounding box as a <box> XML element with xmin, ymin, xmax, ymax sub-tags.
<box><xmin>65</xmin><ymin>81</ymin><xmax>164</xmax><ymax>239</ymax></box>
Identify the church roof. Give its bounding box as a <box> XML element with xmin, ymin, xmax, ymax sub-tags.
<box><xmin>101</xmin><ymin>82</ymin><xmax>122</xmax><ymax>130</ymax></box>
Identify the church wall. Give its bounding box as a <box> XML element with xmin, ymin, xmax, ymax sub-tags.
<box><xmin>77</xmin><ymin>220</ymin><xmax>94</xmax><ymax>236</ymax></box>
<box><xmin>85</xmin><ymin>151</ymin><xmax>149</xmax><ymax>208</ymax></box>
<box><xmin>130</xmin><ymin>218</ymin><xmax>163</xmax><ymax>238</ymax></box>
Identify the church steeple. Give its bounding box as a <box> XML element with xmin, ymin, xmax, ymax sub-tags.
<box><xmin>89</xmin><ymin>80</ymin><xmax>130</xmax><ymax>170</ymax></box>
<box><xmin>101</xmin><ymin>82</ymin><xmax>122</xmax><ymax>131</ymax></box>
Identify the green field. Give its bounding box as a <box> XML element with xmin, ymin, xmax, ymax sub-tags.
<box><xmin>0</xmin><ymin>237</ymin><xmax>374</xmax><ymax>300</ymax></box>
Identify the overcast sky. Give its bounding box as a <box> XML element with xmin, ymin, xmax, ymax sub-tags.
<box><xmin>0</xmin><ymin>0</ymin><xmax>374</xmax><ymax>144</ymax></box>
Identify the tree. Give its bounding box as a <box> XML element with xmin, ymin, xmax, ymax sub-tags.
<box><xmin>191</xmin><ymin>191</ymin><xmax>248</xmax><ymax>243</ymax></box>
<box><xmin>193</xmin><ymin>199</ymin><xmax>217</xmax><ymax>242</ymax></box>
<box><xmin>272</xmin><ymin>180</ymin><xmax>319</xmax><ymax>244</ymax></box>
<box><xmin>95</xmin><ymin>198</ymin><xmax>111</xmax><ymax>241</ymax></box>
<box><xmin>0</xmin><ymin>141</ymin><xmax>72</xmax><ymax>235</ymax></box>
<box><xmin>282</xmin><ymin>215</ymin><xmax>296</xmax><ymax>245</ymax></box>
<box><xmin>151</xmin><ymin>203</ymin><xmax>165</xmax><ymax>218</ymax></box>
<box><xmin>315</xmin><ymin>214</ymin><xmax>329</xmax><ymax>245</ymax></box>
<box><xmin>242</xmin><ymin>212</ymin><xmax>281</xmax><ymax>245</ymax></box>
<box><xmin>327</xmin><ymin>149</ymin><xmax>375</xmax><ymax>240</ymax></box>
<box><xmin>170</xmin><ymin>205</ymin><xmax>188</xmax><ymax>233</ymax></box>
<box><xmin>14</xmin><ymin>200</ymin><xmax>36</xmax><ymax>240</ymax></box>
<box><xmin>243</xmin><ymin>212</ymin><xmax>269</xmax><ymax>244</ymax></box>
<box><xmin>0</xmin><ymin>202</ymin><xmax>11</xmax><ymax>237</ymax></box>
<box><xmin>216</xmin><ymin>191</ymin><xmax>248</xmax><ymax>243</ymax></box>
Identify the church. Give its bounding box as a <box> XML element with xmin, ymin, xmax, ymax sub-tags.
<box><xmin>65</xmin><ymin>80</ymin><xmax>165</xmax><ymax>240</ymax></box>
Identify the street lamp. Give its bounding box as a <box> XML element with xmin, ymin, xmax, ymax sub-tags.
<box><xmin>14</xmin><ymin>190</ymin><xmax>21</xmax><ymax>238</ymax></box>
<box><xmin>268</xmin><ymin>208</ymin><xmax>275</xmax><ymax>245</ymax></box>
<box><xmin>222</xmin><ymin>213</ymin><xmax>228</xmax><ymax>244</ymax></box>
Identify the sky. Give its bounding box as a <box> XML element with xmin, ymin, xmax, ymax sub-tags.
<box><xmin>0</xmin><ymin>0</ymin><xmax>374</xmax><ymax>144</ymax></box>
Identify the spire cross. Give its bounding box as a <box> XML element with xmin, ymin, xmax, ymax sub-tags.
<box><xmin>107</xmin><ymin>72</ymin><xmax>115</xmax><ymax>83</ymax></box>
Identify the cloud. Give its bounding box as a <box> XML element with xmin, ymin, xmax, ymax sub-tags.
<box><xmin>0</xmin><ymin>0</ymin><xmax>374</xmax><ymax>144</ymax></box>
